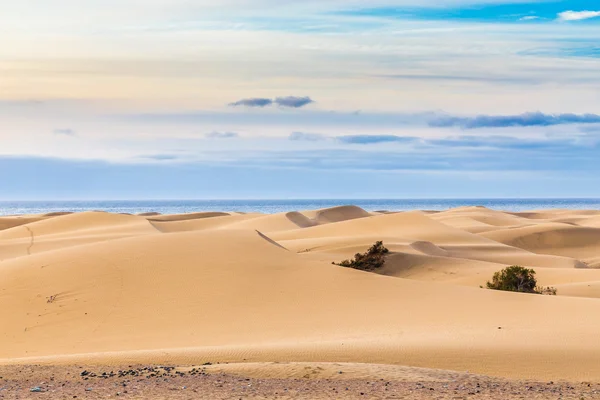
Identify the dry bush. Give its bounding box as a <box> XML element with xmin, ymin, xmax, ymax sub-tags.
<box><xmin>333</xmin><ymin>241</ymin><xmax>390</xmax><ymax>271</ymax></box>
<box><xmin>487</xmin><ymin>266</ymin><xmax>557</xmax><ymax>295</ymax></box>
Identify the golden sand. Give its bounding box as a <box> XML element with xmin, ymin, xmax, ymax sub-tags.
<box><xmin>2</xmin><ymin>206</ymin><xmax>600</xmax><ymax>381</ymax></box>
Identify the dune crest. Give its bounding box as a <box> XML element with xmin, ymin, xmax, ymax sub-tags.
<box><xmin>313</xmin><ymin>205</ymin><xmax>372</xmax><ymax>224</ymax></box>
<box><xmin>146</xmin><ymin>212</ymin><xmax>231</xmax><ymax>222</ymax></box>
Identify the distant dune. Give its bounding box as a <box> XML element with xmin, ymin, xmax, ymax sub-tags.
<box><xmin>2</xmin><ymin>206</ymin><xmax>600</xmax><ymax>381</ymax></box>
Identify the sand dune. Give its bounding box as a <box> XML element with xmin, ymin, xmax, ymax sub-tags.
<box><xmin>483</xmin><ymin>223</ymin><xmax>600</xmax><ymax>262</ymax></box>
<box><xmin>433</xmin><ymin>206</ymin><xmax>533</xmax><ymax>228</ymax></box>
<box><xmin>0</xmin><ymin>212</ymin><xmax>158</xmax><ymax>261</ymax></box>
<box><xmin>0</xmin><ymin>216</ymin><xmax>48</xmax><ymax>231</ymax></box>
<box><xmin>272</xmin><ymin>211</ymin><xmax>495</xmax><ymax>245</ymax></box>
<box><xmin>0</xmin><ymin>211</ymin><xmax>153</xmax><ymax>240</ymax></box>
<box><xmin>307</xmin><ymin>205</ymin><xmax>372</xmax><ymax>224</ymax></box>
<box><xmin>2</xmin><ymin>206</ymin><xmax>600</xmax><ymax>381</ymax></box>
<box><xmin>146</xmin><ymin>211</ymin><xmax>231</xmax><ymax>222</ymax></box>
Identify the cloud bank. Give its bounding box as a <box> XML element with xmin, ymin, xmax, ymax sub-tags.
<box><xmin>428</xmin><ymin>112</ymin><xmax>600</xmax><ymax>129</ymax></box>
<box><xmin>229</xmin><ymin>96</ymin><xmax>315</xmax><ymax>108</ymax></box>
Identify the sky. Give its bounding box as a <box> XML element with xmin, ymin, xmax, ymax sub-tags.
<box><xmin>1</xmin><ymin>0</ymin><xmax>600</xmax><ymax>199</ymax></box>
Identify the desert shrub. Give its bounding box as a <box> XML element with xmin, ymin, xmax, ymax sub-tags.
<box><xmin>333</xmin><ymin>241</ymin><xmax>389</xmax><ymax>271</ymax></box>
<box><xmin>536</xmin><ymin>286</ymin><xmax>558</xmax><ymax>296</ymax></box>
<box><xmin>486</xmin><ymin>265</ymin><xmax>557</xmax><ymax>295</ymax></box>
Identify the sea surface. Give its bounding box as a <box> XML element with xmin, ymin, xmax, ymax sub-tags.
<box><xmin>1</xmin><ymin>199</ymin><xmax>600</xmax><ymax>216</ymax></box>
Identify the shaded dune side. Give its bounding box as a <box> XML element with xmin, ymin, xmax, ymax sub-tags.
<box><xmin>284</xmin><ymin>212</ymin><xmax>318</xmax><ymax>228</ymax></box>
<box><xmin>256</xmin><ymin>230</ymin><xmax>289</xmax><ymax>250</ymax></box>
<box><xmin>0</xmin><ymin>217</ymin><xmax>48</xmax><ymax>231</ymax></box>
<box><xmin>285</xmin><ymin>206</ymin><xmax>370</xmax><ymax>228</ymax></box>
<box><xmin>312</xmin><ymin>205</ymin><xmax>372</xmax><ymax>224</ymax></box>
<box><xmin>42</xmin><ymin>212</ymin><xmax>74</xmax><ymax>217</ymax></box>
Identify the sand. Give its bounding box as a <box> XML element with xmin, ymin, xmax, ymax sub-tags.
<box><xmin>2</xmin><ymin>206</ymin><xmax>600</xmax><ymax>387</ymax></box>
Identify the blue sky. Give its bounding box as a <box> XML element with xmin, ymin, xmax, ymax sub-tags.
<box><xmin>1</xmin><ymin>0</ymin><xmax>600</xmax><ymax>199</ymax></box>
<box><xmin>339</xmin><ymin>0</ymin><xmax>600</xmax><ymax>23</ymax></box>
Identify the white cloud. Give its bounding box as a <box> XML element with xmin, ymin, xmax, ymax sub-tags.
<box><xmin>557</xmin><ymin>10</ymin><xmax>600</xmax><ymax>21</ymax></box>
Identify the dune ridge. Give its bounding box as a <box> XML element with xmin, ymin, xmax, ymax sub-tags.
<box><xmin>2</xmin><ymin>206</ymin><xmax>600</xmax><ymax>380</ymax></box>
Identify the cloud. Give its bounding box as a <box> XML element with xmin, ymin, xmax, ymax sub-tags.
<box><xmin>428</xmin><ymin>112</ymin><xmax>600</xmax><ymax>129</ymax></box>
<box><xmin>229</xmin><ymin>96</ymin><xmax>314</xmax><ymax>109</ymax></box>
<box><xmin>289</xmin><ymin>132</ymin><xmax>327</xmax><ymax>141</ymax></box>
<box><xmin>425</xmin><ymin>135</ymin><xmax>576</xmax><ymax>150</ymax></box>
<box><xmin>558</xmin><ymin>10</ymin><xmax>600</xmax><ymax>21</ymax></box>
<box><xmin>53</xmin><ymin>128</ymin><xmax>77</xmax><ymax>136</ymax></box>
<box><xmin>128</xmin><ymin>109</ymin><xmax>600</xmax><ymax>133</ymax></box>
<box><xmin>519</xmin><ymin>16</ymin><xmax>540</xmax><ymax>21</ymax></box>
<box><xmin>229</xmin><ymin>98</ymin><xmax>273</xmax><ymax>108</ymax></box>
<box><xmin>274</xmin><ymin>96</ymin><xmax>314</xmax><ymax>108</ymax></box>
<box><xmin>137</xmin><ymin>154</ymin><xmax>181</xmax><ymax>161</ymax></box>
<box><xmin>337</xmin><ymin>135</ymin><xmax>420</xmax><ymax>144</ymax></box>
<box><xmin>205</xmin><ymin>131</ymin><xmax>239</xmax><ymax>139</ymax></box>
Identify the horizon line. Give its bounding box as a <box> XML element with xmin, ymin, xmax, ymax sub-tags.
<box><xmin>2</xmin><ymin>197</ymin><xmax>600</xmax><ymax>202</ymax></box>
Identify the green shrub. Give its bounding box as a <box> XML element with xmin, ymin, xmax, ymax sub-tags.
<box><xmin>486</xmin><ymin>265</ymin><xmax>557</xmax><ymax>295</ymax></box>
<box><xmin>333</xmin><ymin>241</ymin><xmax>390</xmax><ymax>271</ymax></box>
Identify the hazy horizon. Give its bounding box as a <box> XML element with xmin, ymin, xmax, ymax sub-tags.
<box><xmin>3</xmin><ymin>198</ymin><xmax>600</xmax><ymax>217</ymax></box>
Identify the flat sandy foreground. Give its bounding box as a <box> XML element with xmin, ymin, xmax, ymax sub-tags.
<box><xmin>2</xmin><ymin>206</ymin><xmax>600</xmax><ymax>398</ymax></box>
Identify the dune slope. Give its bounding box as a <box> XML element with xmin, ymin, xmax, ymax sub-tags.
<box><xmin>2</xmin><ymin>206</ymin><xmax>600</xmax><ymax>381</ymax></box>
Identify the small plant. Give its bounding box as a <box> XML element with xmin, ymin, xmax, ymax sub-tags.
<box><xmin>486</xmin><ymin>266</ymin><xmax>557</xmax><ymax>295</ymax></box>
<box><xmin>333</xmin><ymin>241</ymin><xmax>390</xmax><ymax>271</ymax></box>
<box><xmin>537</xmin><ymin>286</ymin><xmax>558</xmax><ymax>296</ymax></box>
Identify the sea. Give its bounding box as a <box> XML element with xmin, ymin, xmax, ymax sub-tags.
<box><xmin>1</xmin><ymin>199</ymin><xmax>600</xmax><ymax>216</ymax></box>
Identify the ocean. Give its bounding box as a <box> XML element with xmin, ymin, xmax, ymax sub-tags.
<box><xmin>1</xmin><ymin>199</ymin><xmax>600</xmax><ymax>216</ymax></box>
